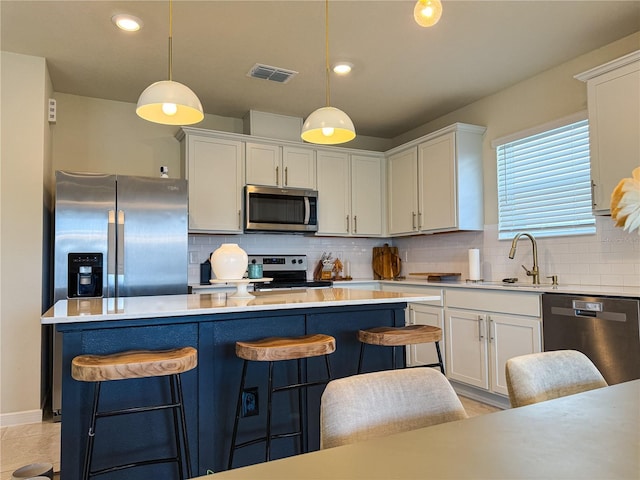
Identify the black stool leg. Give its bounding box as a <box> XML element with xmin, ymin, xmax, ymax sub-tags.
<box><xmin>228</xmin><ymin>360</ymin><xmax>248</xmax><ymax>470</ymax></box>
<box><xmin>357</xmin><ymin>343</ymin><xmax>366</xmax><ymax>374</ymax></box>
<box><xmin>169</xmin><ymin>375</ymin><xmax>184</xmax><ymax>480</ymax></box>
<box><xmin>435</xmin><ymin>341</ymin><xmax>445</xmax><ymax>374</ymax></box>
<box><xmin>82</xmin><ymin>381</ymin><xmax>102</xmax><ymax>480</ymax></box>
<box><xmin>265</xmin><ymin>361</ymin><xmax>275</xmax><ymax>462</ymax></box>
<box><xmin>171</xmin><ymin>373</ymin><xmax>192</xmax><ymax>479</ymax></box>
<box><xmin>297</xmin><ymin>359</ymin><xmax>305</xmax><ymax>454</ymax></box>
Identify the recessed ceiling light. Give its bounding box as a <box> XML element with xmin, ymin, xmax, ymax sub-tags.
<box><xmin>333</xmin><ymin>62</ymin><xmax>353</xmax><ymax>75</ymax></box>
<box><xmin>112</xmin><ymin>14</ymin><xmax>143</xmax><ymax>32</ymax></box>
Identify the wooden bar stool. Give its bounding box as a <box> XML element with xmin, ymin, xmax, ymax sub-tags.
<box><xmin>357</xmin><ymin>325</ymin><xmax>444</xmax><ymax>374</ymax></box>
<box><xmin>71</xmin><ymin>347</ymin><xmax>197</xmax><ymax>480</ymax></box>
<box><xmin>228</xmin><ymin>334</ymin><xmax>336</xmax><ymax>469</ymax></box>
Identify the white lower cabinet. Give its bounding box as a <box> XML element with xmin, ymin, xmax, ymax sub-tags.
<box><xmin>444</xmin><ymin>289</ymin><xmax>541</xmax><ymax>396</ymax></box>
<box><xmin>407</xmin><ymin>303</ymin><xmax>444</xmax><ymax>368</ymax></box>
<box><xmin>380</xmin><ymin>284</ymin><xmax>444</xmax><ymax>368</ymax></box>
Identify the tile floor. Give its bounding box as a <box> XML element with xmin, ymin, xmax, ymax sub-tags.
<box><xmin>0</xmin><ymin>396</ymin><xmax>500</xmax><ymax>479</ymax></box>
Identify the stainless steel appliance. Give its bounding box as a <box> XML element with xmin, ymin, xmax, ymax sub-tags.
<box><xmin>542</xmin><ymin>293</ymin><xmax>640</xmax><ymax>385</ymax></box>
<box><xmin>249</xmin><ymin>254</ymin><xmax>332</xmax><ymax>290</ymax></box>
<box><xmin>245</xmin><ymin>185</ymin><xmax>318</xmax><ymax>233</ymax></box>
<box><xmin>52</xmin><ymin>171</ymin><xmax>188</xmax><ymax>417</ymax></box>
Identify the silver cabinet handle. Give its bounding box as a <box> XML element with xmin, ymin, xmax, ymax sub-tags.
<box><xmin>418</xmin><ymin>212</ymin><xmax>422</xmax><ymax>229</ymax></box>
<box><xmin>238</xmin><ymin>210</ymin><xmax>241</xmax><ymax>230</ymax></box>
<box><xmin>478</xmin><ymin>315</ymin><xmax>485</xmax><ymax>340</ymax></box>
<box><xmin>346</xmin><ymin>215</ymin><xmax>349</xmax><ymax>233</ymax></box>
<box><xmin>489</xmin><ymin>316</ymin><xmax>494</xmax><ymax>342</ymax></box>
<box><xmin>275</xmin><ymin>166</ymin><xmax>279</xmax><ymax>185</ymax></box>
<box><xmin>591</xmin><ymin>180</ymin><xmax>597</xmax><ymax>208</ymax></box>
<box><xmin>354</xmin><ymin>215</ymin><xmax>358</xmax><ymax>234</ymax></box>
<box><xmin>285</xmin><ymin>166</ymin><xmax>288</xmax><ymax>186</ymax></box>
<box><xmin>412</xmin><ymin>212</ymin><xmax>416</xmax><ymax>229</ymax></box>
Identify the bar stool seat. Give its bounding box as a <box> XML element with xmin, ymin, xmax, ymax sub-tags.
<box><xmin>72</xmin><ymin>347</ymin><xmax>197</xmax><ymax>480</ymax></box>
<box><xmin>357</xmin><ymin>325</ymin><xmax>444</xmax><ymax>374</ymax></box>
<box><xmin>229</xmin><ymin>334</ymin><xmax>336</xmax><ymax>469</ymax></box>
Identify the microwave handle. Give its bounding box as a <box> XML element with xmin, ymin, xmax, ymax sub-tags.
<box><xmin>304</xmin><ymin>197</ymin><xmax>310</xmax><ymax>225</ymax></box>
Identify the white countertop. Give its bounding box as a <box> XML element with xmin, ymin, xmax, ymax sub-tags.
<box><xmin>41</xmin><ymin>288</ymin><xmax>440</xmax><ymax>325</ymax></box>
<box><xmin>379</xmin><ymin>279</ymin><xmax>640</xmax><ymax>297</ymax></box>
<box><xmin>190</xmin><ymin>279</ymin><xmax>640</xmax><ymax>297</ymax></box>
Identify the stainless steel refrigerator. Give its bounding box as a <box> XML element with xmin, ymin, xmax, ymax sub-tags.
<box><xmin>52</xmin><ymin>171</ymin><xmax>188</xmax><ymax>417</ymax></box>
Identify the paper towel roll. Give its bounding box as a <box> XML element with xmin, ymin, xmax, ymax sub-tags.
<box><xmin>468</xmin><ymin>249</ymin><xmax>481</xmax><ymax>280</ymax></box>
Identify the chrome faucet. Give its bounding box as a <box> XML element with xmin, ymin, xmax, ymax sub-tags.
<box><xmin>508</xmin><ymin>232</ymin><xmax>540</xmax><ymax>285</ymax></box>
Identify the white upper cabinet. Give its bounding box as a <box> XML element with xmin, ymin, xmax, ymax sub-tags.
<box><xmin>388</xmin><ymin>148</ymin><xmax>418</xmax><ymax>235</ymax></box>
<box><xmin>246</xmin><ymin>142</ymin><xmax>316</xmax><ymax>189</ymax></box>
<box><xmin>387</xmin><ymin>123</ymin><xmax>485</xmax><ymax>236</ymax></box>
<box><xmin>316</xmin><ymin>151</ymin><xmax>384</xmax><ymax>237</ymax></box>
<box><xmin>576</xmin><ymin>51</ymin><xmax>640</xmax><ymax>215</ymax></box>
<box><xmin>178</xmin><ymin>129</ymin><xmax>244</xmax><ymax>234</ymax></box>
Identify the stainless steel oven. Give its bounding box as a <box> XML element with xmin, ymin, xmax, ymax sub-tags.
<box><xmin>249</xmin><ymin>254</ymin><xmax>332</xmax><ymax>290</ymax></box>
<box><xmin>245</xmin><ymin>185</ymin><xmax>318</xmax><ymax>233</ymax></box>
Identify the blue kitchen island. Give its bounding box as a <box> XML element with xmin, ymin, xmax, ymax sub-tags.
<box><xmin>42</xmin><ymin>288</ymin><xmax>439</xmax><ymax>479</ymax></box>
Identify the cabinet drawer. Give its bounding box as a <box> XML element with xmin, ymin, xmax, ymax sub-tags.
<box><xmin>446</xmin><ymin>288</ymin><xmax>540</xmax><ymax>317</ymax></box>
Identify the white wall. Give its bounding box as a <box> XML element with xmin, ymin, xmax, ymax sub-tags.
<box><xmin>1</xmin><ymin>52</ymin><xmax>52</xmax><ymax>424</ymax></box>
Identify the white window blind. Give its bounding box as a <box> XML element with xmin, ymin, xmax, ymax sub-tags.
<box><xmin>496</xmin><ymin>119</ymin><xmax>595</xmax><ymax>240</ymax></box>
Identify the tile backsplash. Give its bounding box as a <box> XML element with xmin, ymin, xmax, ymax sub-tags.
<box><xmin>189</xmin><ymin>217</ymin><xmax>639</xmax><ymax>288</ymax></box>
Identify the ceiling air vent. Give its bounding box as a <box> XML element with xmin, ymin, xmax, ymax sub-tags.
<box><xmin>247</xmin><ymin>63</ymin><xmax>298</xmax><ymax>84</ymax></box>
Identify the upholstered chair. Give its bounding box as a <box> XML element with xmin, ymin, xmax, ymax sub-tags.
<box><xmin>320</xmin><ymin>368</ymin><xmax>468</xmax><ymax>449</ymax></box>
<box><xmin>505</xmin><ymin>350</ymin><xmax>608</xmax><ymax>408</ymax></box>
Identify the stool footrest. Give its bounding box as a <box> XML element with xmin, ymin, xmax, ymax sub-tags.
<box><xmin>233</xmin><ymin>430</ymin><xmax>302</xmax><ymax>451</ymax></box>
<box><xmin>95</xmin><ymin>402</ymin><xmax>181</xmax><ymax>419</ymax></box>
<box><xmin>272</xmin><ymin>378</ymin><xmax>329</xmax><ymax>393</ymax></box>
<box><xmin>90</xmin><ymin>456</ymin><xmax>180</xmax><ymax>477</ymax></box>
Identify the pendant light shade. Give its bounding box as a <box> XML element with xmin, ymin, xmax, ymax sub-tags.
<box><xmin>136</xmin><ymin>80</ymin><xmax>203</xmax><ymax>125</ymax></box>
<box><xmin>136</xmin><ymin>0</ymin><xmax>204</xmax><ymax>125</ymax></box>
<box><xmin>414</xmin><ymin>0</ymin><xmax>443</xmax><ymax>27</ymax></box>
<box><xmin>301</xmin><ymin>0</ymin><xmax>355</xmax><ymax>145</ymax></box>
<box><xmin>301</xmin><ymin>106</ymin><xmax>355</xmax><ymax>144</ymax></box>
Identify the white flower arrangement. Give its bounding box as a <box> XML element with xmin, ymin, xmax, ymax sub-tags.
<box><xmin>611</xmin><ymin>166</ymin><xmax>640</xmax><ymax>235</ymax></box>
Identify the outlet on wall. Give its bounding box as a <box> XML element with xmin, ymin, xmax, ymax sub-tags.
<box><xmin>241</xmin><ymin>387</ymin><xmax>259</xmax><ymax>417</ymax></box>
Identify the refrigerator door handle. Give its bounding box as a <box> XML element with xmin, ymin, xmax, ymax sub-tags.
<box><xmin>117</xmin><ymin>210</ymin><xmax>125</xmax><ymax>279</ymax></box>
<box><xmin>107</xmin><ymin>210</ymin><xmax>117</xmax><ymax>296</ymax></box>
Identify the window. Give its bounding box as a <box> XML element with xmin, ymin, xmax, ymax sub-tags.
<box><xmin>494</xmin><ymin>114</ymin><xmax>595</xmax><ymax>240</ymax></box>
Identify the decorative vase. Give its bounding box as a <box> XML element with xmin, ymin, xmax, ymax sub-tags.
<box><xmin>210</xmin><ymin>243</ymin><xmax>248</xmax><ymax>280</ymax></box>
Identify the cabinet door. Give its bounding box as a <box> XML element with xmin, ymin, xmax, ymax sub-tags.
<box><xmin>588</xmin><ymin>61</ymin><xmax>640</xmax><ymax>214</ymax></box>
<box><xmin>316</xmin><ymin>150</ymin><xmax>350</xmax><ymax>236</ymax></box>
<box><xmin>388</xmin><ymin>148</ymin><xmax>418</xmax><ymax>235</ymax></box>
<box><xmin>488</xmin><ymin>314</ymin><xmax>541</xmax><ymax>396</ymax></box>
<box><xmin>407</xmin><ymin>303</ymin><xmax>444</xmax><ymax>369</ymax></box>
<box><xmin>351</xmin><ymin>154</ymin><xmax>384</xmax><ymax>236</ymax></box>
<box><xmin>187</xmin><ymin>136</ymin><xmax>243</xmax><ymax>233</ymax></box>
<box><xmin>282</xmin><ymin>146</ymin><xmax>316</xmax><ymax>189</ymax></box>
<box><xmin>245</xmin><ymin>142</ymin><xmax>281</xmax><ymax>186</ymax></box>
<box><xmin>445</xmin><ymin>309</ymin><xmax>488</xmax><ymax>389</ymax></box>
<box><xmin>417</xmin><ymin>132</ymin><xmax>456</xmax><ymax>231</ymax></box>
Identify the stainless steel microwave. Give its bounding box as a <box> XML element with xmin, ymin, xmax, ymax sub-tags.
<box><xmin>245</xmin><ymin>185</ymin><xmax>318</xmax><ymax>233</ymax></box>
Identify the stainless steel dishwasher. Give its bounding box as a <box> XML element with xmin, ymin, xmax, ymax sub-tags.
<box><xmin>542</xmin><ymin>293</ymin><xmax>640</xmax><ymax>385</ymax></box>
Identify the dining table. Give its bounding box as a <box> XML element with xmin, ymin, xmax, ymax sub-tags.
<box><xmin>195</xmin><ymin>379</ymin><xmax>640</xmax><ymax>479</ymax></box>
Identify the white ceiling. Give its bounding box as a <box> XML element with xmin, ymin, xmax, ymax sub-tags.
<box><xmin>2</xmin><ymin>1</ymin><xmax>639</xmax><ymax>138</ymax></box>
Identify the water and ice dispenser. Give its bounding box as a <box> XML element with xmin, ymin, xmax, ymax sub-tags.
<box><xmin>67</xmin><ymin>253</ymin><xmax>103</xmax><ymax>298</ymax></box>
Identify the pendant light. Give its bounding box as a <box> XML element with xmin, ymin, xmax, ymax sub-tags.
<box><xmin>414</xmin><ymin>0</ymin><xmax>443</xmax><ymax>27</ymax></box>
<box><xmin>136</xmin><ymin>0</ymin><xmax>203</xmax><ymax>125</ymax></box>
<box><xmin>301</xmin><ymin>0</ymin><xmax>355</xmax><ymax>145</ymax></box>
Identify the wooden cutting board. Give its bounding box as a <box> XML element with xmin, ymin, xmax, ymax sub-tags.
<box><xmin>372</xmin><ymin>244</ymin><xmax>401</xmax><ymax>280</ymax></box>
<box><xmin>409</xmin><ymin>272</ymin><xmax>461</xmax><ymax>281</ymax></box>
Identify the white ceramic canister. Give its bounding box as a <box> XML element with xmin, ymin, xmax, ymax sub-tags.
<box><xmin>210</xmin><ymin>243</ymin><xmax>248</xmax><ymax>280</ymax></box>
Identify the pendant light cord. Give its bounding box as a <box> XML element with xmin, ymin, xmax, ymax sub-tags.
<box><xmin>325</xmin><ymin>0</ymin><xmax>331</xmax><ymax>107</ymax></box>
<box><xmin>168</xmin><ymin>0</ymin><xmax>173</xmax><ymax>81</ymax></box>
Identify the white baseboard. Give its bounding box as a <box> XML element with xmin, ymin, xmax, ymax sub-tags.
<box><xmin>450</xmin><ymin>381</ymin><xmax>511</xmax><ymax>409</ymax></box>
<box><xmin>0</xmin><ymin>409</ymin><xmax>43</xmax><ymax>427</ymax></box>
